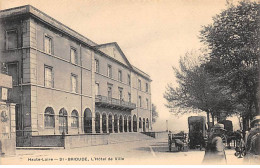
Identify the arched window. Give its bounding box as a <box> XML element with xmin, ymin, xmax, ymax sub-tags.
<box><xmin>139</xmin><ymin>117</ymin><xmax>142</xmax><ymax>128</ymax></box>
<box><xmin>128</xmin><ymin>116</ymin><xmax>132</xmax><ymax>132</ymax></box>
<box><xmin>108</xmin><ymin>113</ymin><xmax>113</xmax><ymax>133</ymax></box>
<box><xmin>102</xmin><ymin>113</ymin><xmax>107</xmax><ymax>133</ymax></box>
<box><xmin>71</xmin><ymin>110</ymin><xmax>79</xmax><ymax>128</ymax></box>
<box><xmin>124</xmin><ymin>115</ymin><xmax>127</xmax><ymax>132</ymax></box>
<box><xmin>119</xmin><ymin>115</ymin><xmax>123</xmax><ymax>132</ymax></box>
<box><xmin>59</xmin><ymin>108</ymin><xmax>68</xmax><ymax>134</ymax></box>
<box><xmin>143</xmin><ymin>118</ymin><xmax>146</xmax><ymax>132</ymax></box>
<box><xmin>84</xmin><ymin>108</ymin><xmax>92</xmax><ymax>133</ymax></box>
<box><xmin>95</xmin><ymin>112</ymin><xmax>101</xmax><ymax>133</ymax></box>
<box><xmin>146</xmin><ymin>118</ymin><xmax>149</xmax><ymax>129</ymax></box>
<box><xmin>114</xmin><ymin>114</ymin><xmax>118</xmax><ymax>133</ymax></box>
<box><xmin>44</xmin><ymin>107</ymin><xmax>55</xmax><ymax>128</ymax></box>
<box><xmin>133</xmin><ymin>115</ymin><xmax>137</xmax><ymax>132</ymax></box>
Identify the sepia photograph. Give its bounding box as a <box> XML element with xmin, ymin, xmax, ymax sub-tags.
<box><xmin>0</xmin><ymin>0</ymin><xmax>259</xmax><ymax>166</ymax></box>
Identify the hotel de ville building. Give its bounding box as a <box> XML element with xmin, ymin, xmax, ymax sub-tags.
<box><xmin>0</xmin><ymin>5</ymin><xmax>152</xmax><ymax>147</ymax></box>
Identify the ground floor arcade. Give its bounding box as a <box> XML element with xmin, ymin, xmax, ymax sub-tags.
<box><xmin>40</xmin><ymin>106</ymin><xmax>151</xmax><ymax>136</ymax></box>
<box><xmin>92</xmin><ymin>111</ymin><xmax>150</xmax><ymax>133</ymax></box>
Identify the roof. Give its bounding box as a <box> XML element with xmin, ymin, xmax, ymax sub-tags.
<box><xmin>132</xmin><ymin>66</ymin><xmax>151</xmax><ymax>81</ymax></box>
<box><xmin>0</xmin><ymin>5</ymin><xmax>151</xmax><ymax>82</ymax></box>
<box><xmin>95</xmin><ymin>42</ymin><xmax>151</xmax><ymax>81</ymax></box>
<box><xmin>95</xmin><ymin>42</ymin><xmax>133</xmax><ymax>69</ymax></box>
<box><xmin>0</xmin><ymin>5</ymin><xmax>97</xmax><ymax>46</ymax></box>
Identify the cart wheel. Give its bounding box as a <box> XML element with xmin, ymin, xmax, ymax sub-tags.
<box><xmin>242</xmin><ymin>150</ymin><xmax>246</xmax><ymax>156</ymax></box>
<box><xmin>221</xmin><ymin>134</ymin><xmax>227</xmax><ymax>147</ymax></box>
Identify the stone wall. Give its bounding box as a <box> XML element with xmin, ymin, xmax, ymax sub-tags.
<box><xmin>16</xmin><ymin>134</ymin><xmax>109</xmax><ymax>149</ymax></box>
<box><xmin>16</xmin><ymin>135</ymin><xmax>64</xmax><ymax>147</ymax></box>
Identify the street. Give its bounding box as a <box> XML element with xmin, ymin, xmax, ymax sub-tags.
<box><xmin>0</xmin><ymin>137</ymin><xmax>245</xmax><ymax>165</ymax></box>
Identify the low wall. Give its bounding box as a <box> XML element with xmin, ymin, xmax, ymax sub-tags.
<box><xmin>17</xmin><ymin>135</ymin><xmax>64</xmax><ymax>147</ymax></box>
<box><xmin>142</xmin><ymin>131</ymin><xmax>168</xmax><ymax>139</ymax></box>
<box><xmin>64</xmin><ymin>134</ymin><xmax>109</xmax><ymax>149</ymax></box>
<box><xmin>16</xmin><ymin>134</ymin><xmax>109</xmax><ymax>149</ymax></box>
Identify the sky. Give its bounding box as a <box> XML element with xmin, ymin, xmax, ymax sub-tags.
<box><xmin>0</xmin><ymin>0</ymin><xmax>242</xmax><ymax>132</ymax></box>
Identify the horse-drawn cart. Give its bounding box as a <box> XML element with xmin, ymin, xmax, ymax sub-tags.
<box><xmin>168</xmin><ymin>132</ymin><xmax>188</xmax><ymax>152</ymax></box>
<box><xmin>219</xmin><ymin>119</ymin><xmax>234</xmax><ymax>148</ymax></box>
<box><xmin>188</xmin><ymin>116</ymin><xmax>207</xmax><ymax>150</ymax></box>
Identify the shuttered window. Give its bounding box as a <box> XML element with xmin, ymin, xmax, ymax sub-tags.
<box><xmin>70</xmin><ymin>48</ymin><xmax>77</xmax><ymax>64</ymax></box>
<box><xmin>71</xmin><ymin>74</ymin><xmax>77</xmax><ymax>93</ymax></box>
<box><xmin>44</xmin><ymin>35</ymin><xmax>52</xmax><ymax>54</ymax></box>
<box><xmin>6</xmin><ymin>30</ymin><xmax>18</xmax><ymax>49</ymax></box>
<box><xmin>44</xmin><ymin>66</ymin><xmax>53</xmax><ymax>87</ymax></box>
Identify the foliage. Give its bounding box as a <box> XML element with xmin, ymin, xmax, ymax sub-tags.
<box><xmin>164</xmin><ymin>52</ymin><xmax>235</xmax><ymax>123</ymax></box>
<box><xmin>165</xmin><ymin>1</ymin><xmax>259</xmax><ymax>131</ymax></box>
<box><xmin>200</xmin><ymin>1</ymin><xmax>260</xmax><ymax>119</ymax></box>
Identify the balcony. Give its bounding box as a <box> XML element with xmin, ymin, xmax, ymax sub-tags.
<box><xmin>95</xmin><ymin>95</ymin><xmax>136</xmax><ymax>110</ymax></box>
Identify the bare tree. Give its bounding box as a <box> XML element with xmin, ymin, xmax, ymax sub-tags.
<box><xmin>164</xmin><ymin>52</ymin><xmax>234</xmax><ymax>127</ymax></box>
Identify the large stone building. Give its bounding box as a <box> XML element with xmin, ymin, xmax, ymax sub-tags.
<box><xmin>0</xmin><ymin>5</ymin><xmax>152</xmax><ymax>142</ymax></box>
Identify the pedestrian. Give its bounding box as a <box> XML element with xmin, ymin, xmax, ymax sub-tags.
<box><xmin>202</xmin><ymin>123</ymin><xmax>227</xmax><ymax>164</ymax></box>
<box><xmin>244</xmin><ymin>115</ymin><xmax>260</xmax><ymax>164</ymax></box>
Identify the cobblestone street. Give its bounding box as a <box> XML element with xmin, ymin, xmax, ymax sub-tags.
<box><xmin>1</xmin><ymin>137</ymin><xmax>245</xmax><ymax>165</ymax></box>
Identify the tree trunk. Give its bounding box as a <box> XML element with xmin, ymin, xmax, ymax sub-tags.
<box><xmin>255</xmin><ymin>53</ymin><xmax>260</xmax><ymax>115</ymax></box>
<box><xmin>206</xmin><ymin>110</ymin><xmax>210</xmax><ymax>129</ymax></box>
<box><xmin>211</xmin><ymin>112</ymin><xmax>215</xmax><ymax>126</ymax></box>
<box><xmin>254</xmin><ymin>94</ymin><xmax>259</xmax><ymax>115</ymax></box>
<box><xmin>242</xmin><ymin>104</ymin><xmax>252</xmax><ymax>139</ymax></box>
<box><xmin>242</xmin><ymin>116</ymin><xmax>246</xmax><ymax>139</ymax></box>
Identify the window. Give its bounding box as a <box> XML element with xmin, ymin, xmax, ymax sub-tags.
<box><xmin>95</xmin><ymin>59</ymin><xmax>99</xmax><ymax>73</ymax></box>
<box><xmin>107</xmin><ymin>64</ymin><xmax>112</xmax><ymax>78</ymax></box>
<box><xmin>118</xmin><ymin>88</ymin><xmax>123</xmax><ymax>100</ymax></box>
<box><xmin>71</xmin><ymin>110</ymin><xmax>79</xmax><ymax>128</ymax></box>
<box><xmin>139</xmin><ymin>96</ymin><xmax>142</xmax><ymax>107</ymax></box>
<box><xmin>128</xmin><ymin>93</ymin><xmax>131</xmax><ymax>103</ymax></box>
<box><xmin>108</xmin><ymin>86</ymin><xmax>112</xmax><ymax>99</ymax></box>
<box><xmin>139</xmin><ymin>117</ymin><xmax>142</xmax><ymax>128</ymax></box>
<box><xmin>7</xmin><ymin>62</ymin><xmax>18</xmax><ymax>85</ymax></box>
<box><xmin>127</xmin><ymin>74</ymin><xmax>131</xmax><ymax>85</ymax></box>
<box><xmin>118</xmin><ymin>70</ymin><xmax>122</xmax><ymax>82</ymax></box>
<box><xmin>70</xmin><ymin>48</ymin><xmax>77</xmax><ymax>64</ymax></box>
<box><xmin>59</xmin><ymin>108</ymin><xmax>68</xmax><ymax>134</ymax></box>
<box><xmin>146</xmin><ymin>98</ymin><xmax>149</xmax><ymax>109</ymax></box>
<box><xmin>44</xmin><ymin>107</ymin><xmax>55</xmax><ymax>128</ymax></box>
<box><xmin>138</xmin><ymin>79</ymin><xmax>141</xmax><ymax>90</ymax></box>
<box><xmin>95</xmin><ymin>83</ymin><xmax>99</xmax><ymax>95</ymax></box>
<box><xmin>71</xmin><ymin>74</ymin><xmax>78</xmax><ymax>93</ymax></box>
<box><xmin>146</xmin><ymin>118</ymin><xmax>149</xmax><ymax>129</ymax></box>
<box><xmin>6</xmin><ymin>30</ymin><xmax>17</xmax><ymax>49</ymax></box>
<box><xmin>44</xmin><ymin>65</ymin><xmax>53</xmax><ymax>88</ymax></box>
<box><xmin>44</xmin><ymin>35</ymin><xmax>53</xmax><ymax>54</ymax></box>
<box><xmin>146</xmin><ymin>83</ymin><xmax>149</xmax><ymax>92</ymax></box>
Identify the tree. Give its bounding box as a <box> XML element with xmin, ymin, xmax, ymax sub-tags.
<box><xmin>164</xmin><ymin>52</ymin><xmax>235</xmax><ymax>127</ymax></box>
<box><xmin>200</xmin><ymin>1</ymin><xmax>259</xmax><ymax>131</ymax></box>
<box><xmin>152</xmin><ymin>104</ymin><xmax>159</xmax><ymax>123</ymax></box>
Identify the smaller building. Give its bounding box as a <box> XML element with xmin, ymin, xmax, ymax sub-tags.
<box><xmin>0</xmin><ymin>71</ymin><xmax>16</xmax><ymax>155</ymax></box>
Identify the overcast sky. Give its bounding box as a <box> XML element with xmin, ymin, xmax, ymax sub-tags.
<box><xmin>0</xmin><ymin>0</ymin><xmax>241</xmax><ymax>132</ymax></box>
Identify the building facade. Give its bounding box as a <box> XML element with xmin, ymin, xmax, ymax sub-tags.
<box><xmin>0</xmin><ymin>73</ymin><xmax>16</xmax><ymax>155</ymax></box>
<box><xmin>0</xmin><ymin>5</ymin><xmax>152</xmax><ymax>138</ymax></box>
